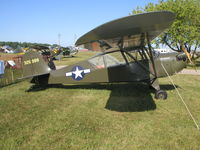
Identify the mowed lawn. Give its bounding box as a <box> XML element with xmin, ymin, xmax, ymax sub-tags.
<box><xmin>0</xmin><ymin>52</ymin><xmax>200</xmax><ymax>149</ymax></box>
<box><xmin>187</xmin><ymin>57</ymin><xmax>200</xmax><ymax>70</ymax></box>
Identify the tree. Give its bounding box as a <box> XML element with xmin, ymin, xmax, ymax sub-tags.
<box><xmin>0</xmin><ymin>41</ymin><xmax>52</xmax><ymax>49</ymax></box>
<box><xmin>131</xmin><ymin>0</ymin><xmax>200</xmax><ymax>59</ymax></box>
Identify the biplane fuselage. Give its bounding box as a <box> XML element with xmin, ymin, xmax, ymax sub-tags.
<box><xmin>23</xmin><ymin>49</ymin><xmax>186</xmax><ymax>90</ymax></box>
<box><xmin>46</xmin><ymin>51</ymin><xmax>186</xmax><ymax>85</ymax></box>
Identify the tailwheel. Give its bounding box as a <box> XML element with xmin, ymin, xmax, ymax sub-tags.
<box><xmin>155</xmin><ymin>90</ymin><xmax>167</xmax><ymax>100</ymax></box>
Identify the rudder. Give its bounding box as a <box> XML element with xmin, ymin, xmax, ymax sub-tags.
<box><xmin>22</xmin><ymin>51</ymin><xmax>51</xmax><ymax>79</ymax></box>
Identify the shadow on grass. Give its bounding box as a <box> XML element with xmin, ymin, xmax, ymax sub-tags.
<box><xmin>26</xmin><ymin>83</ymin><xmax>178</xmax><ymax>112</ymax></box>
<box><xmin>105</xmin><ymin>83</ymin><xmax>156</xmax><ymax>112</ymax></box>
<box><xmin>105</xmin><ymin>84</ymin><xmax>178</xmax><ymax>112</ymax></box>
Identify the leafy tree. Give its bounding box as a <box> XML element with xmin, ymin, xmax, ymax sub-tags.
<box><xmin>131</xmin><ymin>0</ymin><xmax>200</xmax><ymax>59</ymax></box>
<box><xmin>52</xmin><ymin>44</ymin><xmax>59</xmax><ymax>48</ymax></box>
<box><xmin>0</xmin><ymin>41</ymin><xmax>52</xmax><ymax>49</ymax></box>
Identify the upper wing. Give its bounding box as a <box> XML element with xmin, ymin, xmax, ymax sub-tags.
<box><xmin>75</xmin><ymin>11</ymin><xmax>175</xmax><ymax>50</ymax></box>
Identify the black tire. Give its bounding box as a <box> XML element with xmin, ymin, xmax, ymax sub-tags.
<box><xmin>155</xmin><ymin>90</ymin><xmax>168</xmax><ymax>100</ymax></box>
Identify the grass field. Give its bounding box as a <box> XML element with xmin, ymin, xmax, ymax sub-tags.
<box><xmin>0</xmin><ymin>51</ymin><xmax>200</xmax><ymax>150</ymax></box>
<box><xmin>0</xmin><ymin>75</ymin><xmax>200</xmax><ymax>150</ymax></box>
<box><xmin>187</xmin><ymin>57</ymin><xmax>200</xmax><ymax>70</ymax></box>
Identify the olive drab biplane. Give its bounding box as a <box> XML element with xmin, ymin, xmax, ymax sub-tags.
<box><xmin>21</xmin><ymin>11</ymin><xmax>187</xmax><ymax>99</ymax></box>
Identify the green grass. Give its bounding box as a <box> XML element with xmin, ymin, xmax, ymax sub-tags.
<box><xmin>0</xmin><ymin>74</ymin><xmax>200</xmax><ymax>150</ymax></box>
<box><xmin>1</xmin><ymin>51</ymin><xmax>200</xmax><ymax>149</ymax></box>
<box><xmin>187</xmin><ymin>57</ymin><xmax>200</xmax><ymax>70</ymax></box>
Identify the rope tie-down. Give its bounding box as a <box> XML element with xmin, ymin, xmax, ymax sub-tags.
<box><xmin>161</xmin><ymin>63</ymin><xmax>199</xmax><ymax>130</ymax></box>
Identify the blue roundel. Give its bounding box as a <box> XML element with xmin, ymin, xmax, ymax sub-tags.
<box><xmin>71</xmin><ymin>66</ymin><xmax>85</xmax><ymax>81</ymax></box>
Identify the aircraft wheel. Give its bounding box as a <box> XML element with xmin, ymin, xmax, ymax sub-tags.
<box><xmin>155</xmin><ymin>90</ymin><xmax>167</xmax><ymax>100</ymax></box>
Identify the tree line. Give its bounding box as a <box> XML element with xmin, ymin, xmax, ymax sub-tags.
<box><xmin>0</xmin><ymin>41</ymin><xmax>54</xmax><ymax>49</ymax></box>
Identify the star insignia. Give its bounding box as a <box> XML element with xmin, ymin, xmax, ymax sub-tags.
<box><xmin>66</xmin><ymin>66</ymin><xmax>90</xmax><ymax>81</ymax></box>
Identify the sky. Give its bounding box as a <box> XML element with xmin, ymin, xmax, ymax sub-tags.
<box><xmin>0</xmin><ymin>0</ymin><xmax>159</xmax><ymax>46</ymax></box>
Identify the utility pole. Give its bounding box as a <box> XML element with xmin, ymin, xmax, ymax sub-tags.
<box><xmin>58</xmin><ymin>33</ymin><xmax>61</xmax><ymax>47</ymax></box>
<box><xmin>74</xmin><ymin>34</ymin><xmax>77</xmax><ymax>47</ymax></box>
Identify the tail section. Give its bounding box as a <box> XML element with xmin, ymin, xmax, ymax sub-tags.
<box><xmin>22</xmin><ymin>51</ymin><xmax>51</xmax><ymax>79</ymax></box>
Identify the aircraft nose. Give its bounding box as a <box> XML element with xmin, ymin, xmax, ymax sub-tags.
<box><xmin>176</xmin><ymin>53</ymin><xmax>187</xmax><ymax>62</ymax></box>
<box><xmin>173</xmin><ymin>53</ymin><xmax>187</xmax><ymax>72</ymax></box>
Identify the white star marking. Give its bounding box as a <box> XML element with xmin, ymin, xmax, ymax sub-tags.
<box><xmin>73</xmin><ymin>67</ymin><xmax>83</xmax><ymax>79</ymax></box>
<box><xmin>65</xmin><ymin>66</ymin><xmax>91</xmax><ymax>80</ymax></box>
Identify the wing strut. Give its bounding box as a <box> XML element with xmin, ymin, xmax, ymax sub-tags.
<box><xmin>117</xmin><ymin>38</ymin><xmax>129</xmax><ymax>64</ymax></box>
<box><xmin>146</xmin><ymin>32</ymin><xmax>157</xmax><ymax>78</ymax></box>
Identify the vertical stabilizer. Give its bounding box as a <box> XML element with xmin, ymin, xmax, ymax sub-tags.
<box><xmin>22</xmin><ymin>51</ymin><xmax>50</xmax><ymax>78</ymax></box>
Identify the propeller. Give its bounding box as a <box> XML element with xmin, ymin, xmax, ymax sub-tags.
<box><xmin>181</xmin><ymin>46</ymin><xmax>198</xmax><ymax>71</ymax></box>
<box><xmin>181</xmin><ymin>46</ymin><xmax>192</xmax><ymax>63</ymax></box>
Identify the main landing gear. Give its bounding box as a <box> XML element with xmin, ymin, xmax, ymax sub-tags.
<box><xmin>155</xmin><ymin>90</ymin><xmax>167</xmax><ymax>100</ymax></box>
<box><xmin>149</xmin><ymin>78</ymin><xmax>168</xmax><ymax>100</ymax></box>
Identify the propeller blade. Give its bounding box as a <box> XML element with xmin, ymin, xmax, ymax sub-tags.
<box><xmin>181</xmin><ymin>46</ymin><xmax>192</xmax><ymax>64</ymax></box>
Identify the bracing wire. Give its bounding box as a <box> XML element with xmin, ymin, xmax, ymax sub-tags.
<box><xmin>161</xmin><ymin>63</ymin><xmax>199</xmax><ymax>130</ymax></box>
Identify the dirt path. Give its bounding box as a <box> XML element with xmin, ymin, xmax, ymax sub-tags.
<box><xmin>56</xmin><ymin>65</ymin><xmax>67</xmax><ymax>69</ymax></box>
<box><xmin>178</xmin><ymin>69</ymin><xmax>200</xmax><ymax>75</ymax></box>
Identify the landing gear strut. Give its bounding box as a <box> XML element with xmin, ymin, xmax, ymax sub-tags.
<box><xmin>155</xmin><ymin>90</ymin><xmax>167</xmax><ymax>100</ymax></box>
<box><xmin>149</xmin><ymin>78</ymin><xmax>168</xmax><ymax>100</ymax></box>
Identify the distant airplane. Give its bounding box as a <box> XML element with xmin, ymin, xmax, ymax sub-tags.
<box><xmin>53</xmin><ymin>46</ymin><xmax>78</xmax><ymax>60</ymax></box>
<box><xmin>154</xmin><ymin>48</ymin><xmax>175</xmax><ymax>54</ymax></box>
<box><xmin>1</xmin><ymin>45</ymin><xmax>14</xmax><ymax>53</ymax></box>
